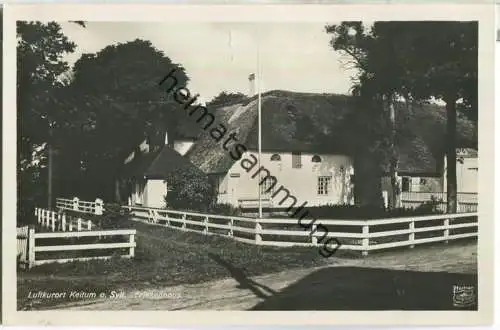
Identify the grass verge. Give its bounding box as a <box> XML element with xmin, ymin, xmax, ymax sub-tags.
<box><xmin>18</xmin><ymin>218</ymin><xmax>357</xmax><ymax>310</ymax></box>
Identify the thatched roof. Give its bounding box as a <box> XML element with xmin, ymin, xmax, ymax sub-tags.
<box><xmin>122</xmin><ymin>145</ymin><xmax>203</xmax><ymax>180</ymax></box>
<box><xmin>186</xmin><ymin>90</ymin><xmax>477</xmax><ymax>176</ymax></box>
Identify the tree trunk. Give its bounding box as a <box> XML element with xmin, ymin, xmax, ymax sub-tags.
<box><xmin>445</xmin><ymin>98</ymin><xmax>458</xmax><ymax>213</ymax></box>
<box><xmin>387</xmin><ymin>94</ymin><xmax>399</xmax><ymax>209</ymax></box>
<box><xmin>47</xmin><ymin>143</ymin><xmax>53</xmax><ymax>210</ymax></box>
<box><xmin>353</xmin><ymin>153</ymin><xmax>384</xmax><ymax>208</ymax></box>
<box><xmin>115</xmin><ymin>179</ymin><xmax>121</xmax><ymax>203</ymax></box>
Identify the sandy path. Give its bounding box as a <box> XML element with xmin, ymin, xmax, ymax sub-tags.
<box><xmin>52</xmin><ymin>242</ymin><xmax>477</xmax><ymax>311</ymax></box>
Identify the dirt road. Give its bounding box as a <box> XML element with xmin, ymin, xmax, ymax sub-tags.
<box><xmin>51</xmin><ymin>242</ymin><xmax>477</xmax><ymax>310</ymax></box>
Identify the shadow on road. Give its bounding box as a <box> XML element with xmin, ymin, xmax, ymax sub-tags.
<box><xmin>207</xmin><ymin>252</ymin><xmax>277</xmax><ymax>299</ymax></box>
<box><xmin>249</xmin><ymin>266</ymin><xmax>477</xmax><ymax>310</ymax></box>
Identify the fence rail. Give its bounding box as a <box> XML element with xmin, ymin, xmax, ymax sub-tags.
<box><xmin>36</xmin><ymin>208</ymin><xmax>95</xmax><ymax>232</ymax></box>
<box><xmin>56</xmin><ymin>197</ymin><xmax>104</xmax><ymax>215</ymax></box>
<box><xmin>17</xmin><ymin>225</ymin><xmax>136</xmax><ymax>268</ymax></box>
<box><xmin>400</xmin><ymin>192</ymin><xmax>478</xmax><ymax>213</ymax></box>
<box><xmin>124</xmin><ymin>205</ymin><xmax>478</xmax><ymax>255</ymax></box>
<box><xmin>400</xmin><ymin>191</ymin><xmax>478</xmax><ymax>202</ymax></box>
<box><xmin>55</xmin><ymin>196</ymin><xmax>477</xmax><ymax>256</ymax></box>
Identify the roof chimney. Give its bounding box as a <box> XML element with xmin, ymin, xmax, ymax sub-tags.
<box><xmin>248</xmin><ymin>73</ymin><xmax>255</xmax><ymax>97</ymax></box>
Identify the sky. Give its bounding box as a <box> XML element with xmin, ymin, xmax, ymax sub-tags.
<box><xmin>59</xmin><ymin>22</ymin><xmax>357</xmax><ymax>104</ymax></box>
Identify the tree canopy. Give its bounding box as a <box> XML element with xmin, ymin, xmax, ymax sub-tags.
<box><xmin>206</xmin><ymin>91</ymin><xmax>248</xmax><ymax>109</ymax></box>
<box><xmin>17</xmin><ymin>22</ymin><xmax>193</xmax><ymax>219</ymax></box>
<box><xmin>325</xmin><ymin>21</ymin><xmax>478</xmax><ymax>211</ymax></box>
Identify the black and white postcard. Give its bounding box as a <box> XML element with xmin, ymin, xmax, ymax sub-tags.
<box><xmin>1</xmin><ymin>3</ymin><xmax>495</xmax><ymax>326</ymax></box>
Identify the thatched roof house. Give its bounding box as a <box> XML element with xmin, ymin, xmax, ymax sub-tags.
<box><xmin>186</xmin><ymin>90</ymin><xmax>477</xmax><ymax>177</ymax></box>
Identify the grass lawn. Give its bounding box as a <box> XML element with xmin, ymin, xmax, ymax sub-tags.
<box><xmin>18</xmin><ymin>218</ymin><xmax>360</xmax><ymax>310</ymax></box>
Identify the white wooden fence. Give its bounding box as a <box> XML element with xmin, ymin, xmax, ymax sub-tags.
<box><xmin>17</xmin><ymin>225</ymin><xmax>136</xmax><ymax>269</ymax></box>
<box><xmin>56</xmin><ymin>197</ymin><xmax>104</xmax><ymax>215</ymax></box>
<box><xmin>17</xmin><ymin>226</ymin><xmax>29</xmax><ymax>265</ymax></box>
<box><xmin>400</xmin><ymin>192</ymin><xmax>478</xmax><ymax>213</ymax></box>
<box><xmin>125</xmin><ymin>205</ymin><xmax>477</xmax><ymax>255</ymax></box>
<box><xmin>36</xmin><ymin>208</ymin><xmax>94</xmax><ymax>232</ymax></box>
<box><xmin>55</xmin><ymin>197</ymin><xmax>477</xmax><ymax>255</ymax></box>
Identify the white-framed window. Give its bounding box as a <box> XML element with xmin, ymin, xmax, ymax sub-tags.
<box><xmin>317</xmin><ymin>176</ymin><xmax>331</xmax><ymax>195</ymax></box>
<box><xmin>292</xmin><ymin>152</ymin><xmax>302</xmax><ymax>168</ymax></box>
<box><xmin>261</xmin><ymin>177</ymin><xmax>276</xmax><ymax>195</ymax></box>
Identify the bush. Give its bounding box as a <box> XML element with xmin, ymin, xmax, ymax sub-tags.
<box><xmin>209</xmin><ymin>203</ymin><xmax>242</xmax><ymax>216</ymax></box>
<box><xmin>164</xmin><ymin>166</ymin><xmax>217</xmax><ymax>212</ymax></box>
<box><xmin>270</xmin><ymin>203</ymin><xmax>443</xmax><ymax>220</ymax></box>
<box><xmin>413</xmin><ymin>196</ymin><xmax>443</xmax><ymax>214</ymax></box>
<box><xmin>100</xmin><ymin>203</ymin><xmax>130</xmax><ymax>229</ymax></box>
<box><xmin>60</xmin><ymin>203</ymin><xmax>130</xmax><ymax>230</ymax></box>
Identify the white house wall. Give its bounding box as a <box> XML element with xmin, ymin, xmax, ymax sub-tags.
<box><xmin>174</xmin><ymin>141</ymin><xmax>194</xmax><ymax>156</ymax></box>
<box><xmin>452</xmin><ymin>157</ymin><xmax>478</xmax><ymax>193</ymax></box>
<box><xmin>443</xmin><ymin>157</ymin><xmax>478</xmax><ymax>194</ymax></box>
<box><xmin>128</xmin><ymin>178</ymin><xmax>167</xmax><ymax>208</ymax></box>
<box><xmin>145</xmin><ymin>179</ymin><xmax>168</xmax><ymax>208</ymax></box>
<box><xmin>215</xmin><ymin>151</ymin><xmax>355</xmax><ymax>208</ymax></box>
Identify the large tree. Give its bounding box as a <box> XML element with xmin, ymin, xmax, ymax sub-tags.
<box><xmin>206</xmin><ymin>91</ymin><xmax>247</xmax><ymax>109</ymax></box>
<box><xmin>326</xmin><ymin>22</ymin><xmax>409</xmax><ymax>208</ymax></box>
<box><xmin>64</xmin><ymin>39</ymin><xmax>190</xmax><ymax>200</ymax></box>
<box><xmin>402</xmin><ymin>22</ymin><xmax>478</xmax><ymax>213</ymax></box>
<box><xmin>17</xmin><ymin>21</ymin><xmax>77</xmax><ymax>218</ymax></box>
<box><xmin>325</xmin><ymin>21</ymin><xmax>477</xmax><ymax>213</ymax></box>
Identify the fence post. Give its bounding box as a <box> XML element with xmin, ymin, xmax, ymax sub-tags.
<box><xmin>148</xmin><ymin>210</ymin><xmax>155</xmax><ymax>224</ymax></box>
<box><xmin>37</xmin><ymin>208</ymin><xmax>41</xmax><ymax>224</ymax></box>
<box><xmin>409</xmin><ymin>220</ymin><xmax>415</xmax><ymax>249</ymax></box>
<box><xmin>152</xmin><ymin>210</ymin><xmax>158</xmax><ymax>224</ymax></box>
<box><xmin>77</xmin><ymin>218</ymin><xmax>82</xmax><ymax>231</ymax></box>
<box><xmin>203</xmin><ymin>216</ymin><xmax>209</xmax><ymax>235</ymax></box>
<box><xmin>73</xmin><ymin>197</ymin><xmax>79</xmax><ymax>211</ymax></box>
<box><xmin>181</xmin><ymin>214</ymin><xmax>186</xmax><ymax>230</ymax></box>
<box><xmin>129</xmin><ymin>232</ymin><xmax>136</xmax><ymax>258</ymax></box>
<box><xmin>56</xmin><ymin>212</ymin><xmax>61</xmax><ymax>231</ymax></box>
<box><xmin>228</xmin><ymin>218</ymin><xmax>234</xmax><ymax>237</ymax></box>
<box><xmin>361</xmin><ymin>224</ymin><xmax>369</xmax><ymax>256</ymax></box>
<box><xmin>382</xmin><ymin>191</ymin><xmax>389</xmax><ymax>209</ymax></box>
<box><xmin>95</xmin><ymin>198</ymin><xmax>103</xmax><ymax>215</ymax></box>
<box><xmin>165</xmin><ymin>212</ymin><xmax>171</xmax><ymax>227</ymax></box>
<box><xmin>69</xmin><ymin>219</ymin><xmax>73</xmax><ymax>232</ymax></box>
<box><xmin>255</xmin><ymin>220</ymin><xmax>262</xmax><ymax>244</ymax></box>
<box><xmin>311</xmin><ymin>223</ymin><xmax>318</xmax><ymax>245</ymax></box>
<box><xmin>51</xmin><ymin>211</ymin><xmax>56</xmax><ymax>232</ymax></box>
<box><xmin>87</xmin><ymin>220</ymin><xmax>92</xmax><ymax>230</ymax></box>
<box><xmin>27</xmin><ymin>226</ymin><xmax>36</xmax><ymax>269</ymax></box>
<box><xmin>62</xmin><ymin>213</ymin><xmax>66</xmax><ymax>232</ymax></box>
<box><xmin>443</xmin><ymin>216</ymin><xmax>450</xmax><ymax>244</ymax></box>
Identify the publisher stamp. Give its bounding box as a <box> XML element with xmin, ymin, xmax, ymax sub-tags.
<box><xmin>452</xmin><ymin>285</ymin><xmax>476</xmax><ymax>308</ymax></box>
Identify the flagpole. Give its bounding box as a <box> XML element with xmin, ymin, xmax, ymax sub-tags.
<box><xmin>257</xmin><ymin>33</ymin><xmax>262</xmax><ymax>219</ymax></box>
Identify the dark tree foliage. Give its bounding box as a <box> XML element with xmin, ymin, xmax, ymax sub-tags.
<box><xmin>17</xmin><ymin>22</ymin><xmax>193</xmax><ymax>221</ymax></box>
<box><xmin>63</xmin><ymin>38</ymin><xmax>190</xmax><ymax>200</ymax></box>
<box><xmin>206</xmin><ymin>91</ymin><xmax>248</xmax><ymax>109</ymax></box>
<box><xmin>164</xmin><ymin>166</ymin><xmax>216</xmax><ymax>212</ymax></box>
<box><xmin>326</xmin><ymin>21</ymin><xmax>477</xmax><ymax>213</ymax></box>
<box><xmin>17</xmin><ymin>21</ymin><xmax>77</xmax><ymax>222</ymax></box>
